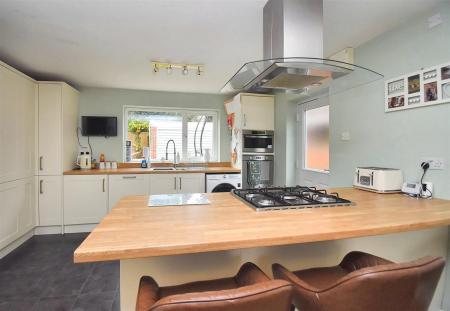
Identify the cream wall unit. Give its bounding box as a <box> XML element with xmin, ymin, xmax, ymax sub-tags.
<box><xmin>149</xmin><ymin>173</ymin><xmax>205</xmax><ymax>195</ymax></box>
<box><xmin>38</xmin><ymin>82</ymin><xmax>79</xmax><ymax>175</ymax></box>
<box><xmin>63</xmin><ymin>175</ymin><xmax>108</xmax><ymax>225</ymax></box>
<box><xmin>239</xmin><ymin>93</ymin><xmax>275</xmax><ymax>131</ymax></box>
<box><xmin>0</xmin><ymin>177</ymin><xmax>36</xmax><ymax>250</ymax></box>
<box><xmin>0</xmin><ymin>62</ymin><xmax>36</xmax><ymax>184</ymax></box>
<box><xmin>37</xmin><ymin>175</ymin><xmax>62</xmax><ymax>226</ymax></box>
<box><xmin>108</xmin><ymin>174</ymin><xmax>149</xmax><ymax>211</ymax></box>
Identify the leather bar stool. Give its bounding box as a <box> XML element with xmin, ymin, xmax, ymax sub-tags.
<box><xmin>272</xmin><ymin>251</ymin><xmax>445</xmax><ymax>311</ymax></box>
<box><xmin>136</xmin><ymin>262</ymin><xmax>293</xmax><ymax>311</ymax></box>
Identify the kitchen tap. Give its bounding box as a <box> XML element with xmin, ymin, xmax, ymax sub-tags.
<box><xmin>165</xmin><ymin>139</ymin><xmax>176</xmax><ymax>165</ymax></box>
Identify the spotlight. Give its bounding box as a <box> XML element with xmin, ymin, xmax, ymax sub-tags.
<box><xmin>153</xmin><ymin>64</ymin><xmax>159</xmax><ymax>73</ymax></box>
<box><xmin>167</xmin><ymin>65</ymin><xmax>173</xmax><ymax>75</ymax></box>
<box><xmin>197</xmin><ymin>66</ymin><xmax>201</xmax><ymax>76</ymax></box>
<box><xmin>182</xmin><ymin>66</ymin><xmax>188</xmax><ymax>75</ymax></box>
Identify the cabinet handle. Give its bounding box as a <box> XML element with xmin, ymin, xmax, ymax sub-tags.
<box><xmin>102</xmin><ymin>178</ymin><xmax>105</xmax><ymax>192</ymax></box>
<box><xmin>39</xmin><ymin>156</ymin><xmax>43</xmax><ymax>171</ymax></box>
<box><xmin>243</xmin><ymin>114</ymin><xmax>247</xmax><ymax>127</ymax></box>
<box><xmin>39</xmin><ymin>180</ymin><xmax>44</xmax><ymax>194</ymax></box>
<box><xmin>179</xmin><ymin>177</ymin><xmax>182</xmax><ymax>190</ymax></box>
<box><xmin>174</xmin><ymin>177</ymin><xmax>177</xmax><ymax>190</ymax></box>
<box><xmin>122</xmin><ymin>176</ymin><xmax>137</xmax><ymax>179</ymax></box>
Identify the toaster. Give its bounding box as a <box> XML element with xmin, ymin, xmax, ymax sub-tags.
<box><xmin>353</xmin><ymin>167</ymin><xmax>403</xmax><ymax>193</ymax></box>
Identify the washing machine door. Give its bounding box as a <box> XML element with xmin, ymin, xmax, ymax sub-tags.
<box><xmin>212</xmin><ymin>183</ymin><xmax>236</xmax><ymax>193</ymax></box>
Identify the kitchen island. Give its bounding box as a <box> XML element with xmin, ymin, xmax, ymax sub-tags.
<box><xmin>74</xmin><ymin>188</ymin><xmax>450</xmax><ymax>310</ymax></box>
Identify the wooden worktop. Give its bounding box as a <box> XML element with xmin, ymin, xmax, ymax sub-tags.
<box><xmin>64</xmin><ymin>166</ymin><xmax>240</xmax><ymax>175</ymax></box>
<box><xmin>74</xmin><ymin>188</ymin><xmax>450</xmax><ymax>263</ymax></box>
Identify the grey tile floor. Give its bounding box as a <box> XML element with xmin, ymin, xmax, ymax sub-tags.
<box><xmin>0</xmin><ymin>233</ymin><xmax>120</xmax><ymax>311</ymax></box>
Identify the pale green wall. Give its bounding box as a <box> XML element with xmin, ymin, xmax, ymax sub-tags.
<box><xmin>274</xmin><ymin>93</ymin><xmax>298</xmax><ymax>186</ymax></box>
<box><xmin>275</xmin><ymin>3</ymin><xmax>450</xmax><ymax>197</ymax></box>
<box><xmin>329</xmin><ymin>2</ymin><xmax>450</xmax><ymax>200</ymax></box>
<box><xmin>78</xmin><ymin>87</ymin><xmax>230</xmax><ymax>162</ymax></box>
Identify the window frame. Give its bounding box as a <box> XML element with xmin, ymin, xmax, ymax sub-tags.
<box><xmin>300</xmin><ymin>100</ymin><xmax>330</xmax><ymax>174</ymax></box>
<box><xmin>123</xmin><ymin>105</ymin><xmax>220</xmax><ymax>163</ymax></box>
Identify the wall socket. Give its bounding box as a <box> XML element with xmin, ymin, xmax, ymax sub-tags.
<box><xmin>421</xmin><ymin>157</ymin><xmax>445</xmax><ymax>170</ymax></box>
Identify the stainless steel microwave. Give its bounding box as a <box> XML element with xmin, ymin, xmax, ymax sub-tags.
<box><xmin>243</xmin><ymin>130</ymin><xmax>274</xmax><ymax>153</ymax></box>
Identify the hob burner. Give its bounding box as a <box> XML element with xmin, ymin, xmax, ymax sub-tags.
<box><xmin>232</xmin><ymin>186</ymin><xmax>354</xmax><ymax>211</ymax></box>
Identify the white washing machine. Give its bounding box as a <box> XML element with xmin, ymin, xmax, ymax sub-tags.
<box><xmin>206</xmin><ymin>173</ymin><xmax>242</xmax><ymax>193</ymax></box>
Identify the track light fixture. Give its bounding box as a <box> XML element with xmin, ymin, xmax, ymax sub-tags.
<box><xmin>151</xmin><ymin>62</ymin><xmax>204</xmax><ymax>76</ymax></box>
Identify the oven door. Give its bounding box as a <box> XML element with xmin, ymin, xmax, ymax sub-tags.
<box><xmin>243</xmin><ymin>130</ymin><xmax>274</xmax><ymax>153</ymax></box>
<box><xmin>243</xmin><ymin>155</ymin><xmax>274</xmax><ymax>189</ymax></box>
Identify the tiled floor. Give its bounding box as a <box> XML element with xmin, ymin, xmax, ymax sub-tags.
<box><xmin>0</xmin><ymin>234</ymin><xmax>120</xmax><ymax>311</ymax></box>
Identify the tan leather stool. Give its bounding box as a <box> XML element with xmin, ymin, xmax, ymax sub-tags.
<box><xmin>136</xmin><ymin>262</ymin><xmax>293</xmax><ymax>311</ymax></box>
<box><xmin>272</xmin><ymin>251</ymin><xmax>445</xmax><ymax>311</ymax></box>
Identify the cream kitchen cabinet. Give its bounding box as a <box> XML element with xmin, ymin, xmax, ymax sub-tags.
<box><xmin>0</xmin><ymin>62</ymin><xmax>36</xmax><ymax>184</ymax></box>
<box><xmin>37</xmin><ymin>175</ymin><xmax>62</xmax><ymax>226</ymax></box>
<box><xmin>149</xmin><ymin>173</ymin><xmax>205</xmax><ymax>195</ymax></box>
<box><xmin>38</xmin><ymin>82</ymin><xmax>79</xmax><ymax>176</ymax></box>
<box><xmin>108</xmin><ymin>174</ymin><xmax>149</xmax><ymax>210</ymax></box>
<box><xmin>63</xmin><ymin>175</ymin><xmax>108</xmax><ymax>225</ymax></box>
<box><xmin>148</xmin><ymin>174</ymin><xmax>178</xmax><ymax>195</ymax></box>
<box><xmin>239</xmin><ymin>93</ymin><xmax>274</xmax><ymax>131</ymax></box>
<box><xmin>0</xmin><ymin>177</ymin><xmax>36</xmax><ymax>250</ymax></box>
<box><xmin>177</xmin><ymin>173</ymin><xmax>205</xmax><ymax>194</ymax></box>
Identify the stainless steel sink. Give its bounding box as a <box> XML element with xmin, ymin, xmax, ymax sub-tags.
<box><xmin>150</xmin><ymin>167</ymin><xmax>188</xmax><ymax>171</ymax></box>
<box><xmin>151</xmin><ymin>167</ymin><xmax>176</xmax><ymax>171</ymax></box>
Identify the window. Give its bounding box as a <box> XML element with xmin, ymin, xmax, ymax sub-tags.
<box><xmin>304</xmin><ymin>105</ymin><xmax>329</xmax><ymax>171</ymax></box>
<box><xmin>124</xmin><ymin>107</ymin><xmax>218</xmax><ymax>162</ymax></box>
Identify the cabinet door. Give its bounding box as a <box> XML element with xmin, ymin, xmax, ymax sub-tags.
<box><xmin>178</xmin><ymin>173</ymin><xmax>205</xmax><ymax>194</ymax></box>
<box><xmin>0</xmin><ymin>65</ymin><xmax>36</xmax><ymax>183</ymax></box>
<box><xmin>38</xmin><ymin>175</ymin><xmax>62</xmax><ymax>226</ymax></box>
<box><xmin>0</xmin><ymin>177</ymin><xmax>35</xmax><ymax>250</ymax></box>
<box><xmin>109</xmin><ymin>174</ymin><xmax>149</xmax><ymax>210</ymax></box>
<box><xmin>38</xmin><ymin>83</ymin><xmax>62</xmax><ymax>175</ymax></box>
<box><xmin>63</xmin><ymin>175</ymin><xmax>108</xmax><ymax>225</ymax></box>
<box><xmin>241</xmin><ymin>95</ymin><xmax>274</xmax><ymax>130</ymax></box>
<box><xmin>149</xmin><ymin>174</ymin><xmax>178</xmax><ymax>195</ymax></box>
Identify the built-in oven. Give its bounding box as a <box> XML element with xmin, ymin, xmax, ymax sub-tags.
<box><xmin>242</xmin><ymin>155</ymin><xmax>274</xmax><ymax>189</ymax></box>
<box><xmin>243</xmin><ymin>130</ymin><xmax>274</xmax><ymax>154</ymax></box>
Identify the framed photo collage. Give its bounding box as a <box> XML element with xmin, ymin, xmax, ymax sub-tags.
<box><xmin>385</xmin><ymin>62</ymin><xmax>450</xmax><ymax>112</ymax></box>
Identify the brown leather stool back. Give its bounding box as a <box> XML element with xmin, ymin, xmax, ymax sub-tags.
<box><xmin>273</xmin><ymin>252</ymin><xmax>445</xmax><ymax>311</ymax></box>
<box><xmin>137</xmin><ymin>262</ymin><xmax>293</xmax><ymax>311</ymax></box>
<box><xmin>149</xmin><ymin>280</ymin><xmax>293</xmax><ymax>311</ymax></box>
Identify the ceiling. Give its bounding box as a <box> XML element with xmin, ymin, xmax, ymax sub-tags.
<box><xmin>0</xmin><ymin>0</ymin><xmax>445</xmax><ymax>94</ymax></box>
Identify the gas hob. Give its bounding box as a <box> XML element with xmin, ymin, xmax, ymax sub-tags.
<box><xmin>232</xmin><ymin>186</ymin><xmax>354</xmax><ymax>211</ymax></box>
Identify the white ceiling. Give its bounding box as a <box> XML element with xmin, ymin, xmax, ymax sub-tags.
<box><xmin>0</xmin><ymin>0</ymin><xmax>445</xmax><ymax>94</ymax></box>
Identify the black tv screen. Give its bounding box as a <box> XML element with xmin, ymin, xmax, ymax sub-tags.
<box><xmin>81</xmin><ymin>116</ymin><xmax>117</xmax><ymax>137</ymax></box>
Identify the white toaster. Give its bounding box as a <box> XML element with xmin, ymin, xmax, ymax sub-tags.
<box><xmin>353</xmin><ymin>167</ymin><xmax>403</xmax><ymax>193</ymax></box>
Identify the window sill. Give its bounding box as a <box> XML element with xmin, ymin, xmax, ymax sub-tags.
<box><xmin>302</xmin><ymin>168</ymin><xmax>330</xmax><ymax>175</ymax></box>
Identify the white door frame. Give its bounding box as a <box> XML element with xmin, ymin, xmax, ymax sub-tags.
<box><xmin>296</xmin><ymin>97</ymin><xmax>330</xmax><ymax>188</ymax></box>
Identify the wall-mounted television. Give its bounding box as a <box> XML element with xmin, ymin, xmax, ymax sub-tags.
<box><xmin>81</xmin><ymin>116</ymin><xmax>117</xmax><ymax>137</ymax></box>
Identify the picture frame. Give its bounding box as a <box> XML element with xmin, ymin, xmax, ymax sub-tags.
<box><xmin>385</xmin><ymin>61</ymin><xmax>450</xmax><ymax>112</ymax></box>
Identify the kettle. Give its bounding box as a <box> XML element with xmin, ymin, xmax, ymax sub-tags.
<box><xmin>77</xmin><ymin>152</ymin><xmax>92</xmax><ymax>170</ymax></box>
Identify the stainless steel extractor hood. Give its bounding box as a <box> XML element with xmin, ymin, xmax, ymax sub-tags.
<box><xmin>220</xmin><ymin>0</ymin><xmax>383</xmax><ymax>97</ymax></box>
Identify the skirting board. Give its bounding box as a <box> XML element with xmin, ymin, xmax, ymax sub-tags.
<box><xmin>0</xmin><ymin>229</ymin><xmax>34</xmax><ymax>259</ymax></box>
<box><xmin>34</xmin><ymin>224</ymin><xmax>97</xmax><ymax>235</ymax></box>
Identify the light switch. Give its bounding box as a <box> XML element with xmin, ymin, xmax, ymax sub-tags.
<box><xmin>341</xmin><ymin>131</ymin><xmax>351</xmax><ymax>141</ymax></box>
